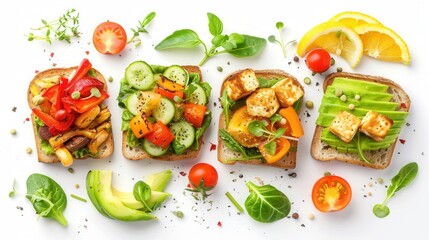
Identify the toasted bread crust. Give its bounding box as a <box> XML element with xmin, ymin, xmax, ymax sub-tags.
<box><xmin>311</xmin><ymin>72</ymin><xmax>411</xmax><ymax>169</ymax></box>
<box><xmin>28</xmin><ymin>66</ymin><xmax>114</xmax><ymax>164</ymax></box>
<box><xmin>217</xmin><ymin>69</ymin><xmax>304</xmax><ymax>169</ymax></box>
<box><xmin>121</xmin><ymin>65</ymin><xmax>205</xmax><ymax>161</ymax></box>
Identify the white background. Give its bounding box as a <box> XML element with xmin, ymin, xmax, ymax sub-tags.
<box><xmin>1</xmin><ymin>0</ymin><xmax>428</xmax><ymax>239</ymax></box>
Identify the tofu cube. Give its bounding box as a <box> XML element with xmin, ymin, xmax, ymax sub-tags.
<box><xmin>224</xmin><ymin>68</ymin><xmax>259</xmax><ymax>101</ymax></box>
<box><xmin>329</xmin><ymin>110</ymin><xmax>361</xmax><ymax>143</ymax></box>
<box><xmin>359</xmin><ymin>111</ymin><xmax>393</xmax><ymax>142</ymax></box>
<box><xmin>272</xmin><ymin>78</ymin><xmax>304</xmax><ymax>107</ymax></box>
<box><xmin>246</xmin><ymin>88</ymin><xmax>279</xmax><ymax>117</ymax></box>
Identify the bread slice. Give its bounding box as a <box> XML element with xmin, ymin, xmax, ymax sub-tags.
<box><xmin>217</xmin><ymin>69</ymin><xmax>304</xmax><ymax>169</ymax></box>
<box><xmin>311</xmin><ymin>72</ymin><xmax>411</xmax><ymax>169</ymax></box>
<box><xmin>122</xmin><ymin>65</ymin><xmax>205</xmax><ymax>161</ymax></box>
<box><xmin>28</xmin><ymin>66</ymin><xmax>114</xmax><ymax>164</ymax></box>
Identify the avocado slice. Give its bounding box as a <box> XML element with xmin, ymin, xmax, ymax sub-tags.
<box><xmin>331</xmin><ymin>77</ymin><xmax>389</xmax><ymax>92</ymax></box>
<box><xmin>322</xmin><ymin>94</ymin><xmax>399</xmax><ymax>111</ymax></box>
<box><xmin>318</xmin><ymin>103</ymin><xmax>408</xmax><ymax>120</ymax></box>
<box><xmin>86</xmin><ymin>170</ymin><xmax>112</xmax><ymax>218</ymax></box>
<box><xmin>325</xmin><ymin>86</ymin><xmax>392</xmax><ymax>102</ymax></box>
<box><xmin>87</xmin><ymin>170</ymin><xmax>156</xmax><ymax>221</ymax></box>
<box><xmin>112</xmin><ymin>188</ymin><xmax>171</xmax><ymax>210</ymax></box>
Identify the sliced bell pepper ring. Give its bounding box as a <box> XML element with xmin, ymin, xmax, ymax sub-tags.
<box><xmin>32</xmin><ymin>108</ymin><xmax>75</xmax><ymax>132</ymax></box>
<box><xmin>67</xmin><ymin>77</ymin><xmax>105</xmax><ymax>98</ymax></box>
<box><xmin>278</xmin><ymin>107</ymin><xmax>304</xmax><ymax>138</ymax></box>
<box><xmin>157</xmin><ymin>76</ymin><xmax>184</xmax><ymax>91</ymax></box>
<box><xmin>65</xmin><ymin>58</ymin><xmax>93</xmax><ymax>94</ymax></box>
<box><xmin>184</xmin><ymin>103</ymin><xmax>207</xmax><ymax>128</ymax></box>
<box><xmin>155</xmin><ymin>87</ymin><xmax>184</xmax><ymax>101</ymax></box>
<box><xmin>258</xmin><ymin>137</ymin><xmax>291</xmax><ymax>164</ymax></box>
<box><xmin>130</xmin><ymin>114</ymin><xmax>154</xmax><ymax>138</ymax></box>
<box><xmin>62</xmin><ymin>89</ymin><xmax>109</xmax><ymax>113</ymax></box>
<box><xmin>144</xmin><ymin>121</ymin><xmax>175</xmax><ymax>149</ymax></box>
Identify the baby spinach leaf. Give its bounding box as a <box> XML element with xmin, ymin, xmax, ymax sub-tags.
<box><xmin>207</xmin><ymin>12</ymin><xmax>223</xmax><ymax>36</ymax></box>
<box><xmin>155</xmin><ymin>29</ymin><xmax>202</xmax><ymax>50</ymax></box>
<box><xmin>134</xmin><ymin>181</ymin><xmax>153</xmax><ymax>212</ymax></box>
<box><xmin>26</xmin><ymin>173</ymin><xmax>68</xmax><ymax>226</ymax></box>
<box><xmin>373</xmin><ymin>162</ymin><xmax>418</xmax><ymax>218</ymax></box>
<box><xmin>226</xmin><ymin>35</ymin><xmax>267</xmax><ymax>57</ymax></box>
<box><xmin>245</xmin><ymin>181</ymin><xmax>291</xmax><ymax>223</ymax></box>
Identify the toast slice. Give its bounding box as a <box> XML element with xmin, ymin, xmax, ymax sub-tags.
<box><xmin>28</xmin><ymin>65</ymin><xmax>114</xmax><ymax>164</ymax></box>
<box><xmin>311</xmin><ymin>72</ymin><xmax>411</xmax><ymax>169</ymax></box>
<box><xmin>122</xmin><ymin>65</ymin><xmax>205</xmax><ymax>161</ymax></box>
<box><xmin>217</xmin><ymin>69</ymin><xmax>304</xmax><ymax>169</ymax></box>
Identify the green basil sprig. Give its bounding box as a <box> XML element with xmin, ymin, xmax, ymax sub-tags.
<box><xmin>26</xmin><ymin>173</ymin><xmax>68</xmax><ymax>226</ymax></box>
<box><xmin>155</xmin><ymin>13</ymin><xmax>266</xmax><ymax>66</ymax></box>
<box><xmin>373</xmin><ymin>162</ymin><xmax>418</xmax><ymax>218</ymax></box>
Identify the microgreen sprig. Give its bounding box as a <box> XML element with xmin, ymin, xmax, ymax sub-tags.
<box><xmin>248</xmin><ymin>115</ymin><xmax>286</xmax><ymax>155</ymax></box>
<box><xmin>268</xmin><ymin>22</ymin><xmax>296</xmax><ymax>58</ymax></box>
<box><xmin>127</xmin><ymin>12</ymin><xmax>156</xmax><ymax>47</ymax></box>
<box><xmin>26</xmin><ymin>8</ymin><xmax>80</xmax><ymax>44</ymax></box>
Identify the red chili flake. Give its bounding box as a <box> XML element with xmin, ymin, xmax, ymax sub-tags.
<box><xmin>399</xmin><ymin>139</ymin><xmax>406</xmax><ymax>144</ymax></box>
<box><xmin>401</xmin><ymin>103</ymin><xmax>407</xmax><ymax>109</ymax></box>
<box><xmin>210</xmin><ymin>142</ymin><xmax>217</xmax><ymax>151</ymax></box>
<box><xmin>180</xmin><ymin>171</ymin><xmax>187</xmax><ymax>176</ymax></box>
<box><xmin>187</xmin><ymin>183</ymin><xmax>192</xmax><ymax>188</ymax></box>
<box><xmin>85</xmin><ymin>51</ymin><xmax>90</xmax><ymax>55</ymax></box>
<box><xmin>217</xmin><ymin>221</ymin><xmax>222</xmax><ymax>227</ymax></box>
<box><xmin>25</xmin><ymin>118</ymin><xmax>30</xmax><ymax>122</ymax></box>
<box><xmin>35</xmin><ymin>70</ymin><xmax>40</xmax><ymax>74</ymax></box>
<box><xmin>50</xmin><ymin>52</ymin><xmax>54</xmax><ymax>58</ymax></box>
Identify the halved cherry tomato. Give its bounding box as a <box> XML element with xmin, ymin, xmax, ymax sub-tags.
<box><xmin>187</xmin><ymin>163</ymin><xmax>218</xmax><ymax>199</ymax></box>
<box><xmin>184</xmin><ymin>103</ymin><xmax>206</xmax><ymax>128</ymax></box>
<box><xmin>92</xmin><ymin>21</ymin><xmax>127</xmax><ymax>54</ymax></box>
<box><xmin>305</xmin><ymin>48</ymin><xmax>331</xmax><ymax>73</ymax></box>
<box><xmin>311</xmin><ymin>175</ymin><xmax>352</xmax><ymax>212</ymax></box>
<box><xmin>144</xmin><ymin>121</ymin><xmax>175</xmax><ymax>149</ymax></box>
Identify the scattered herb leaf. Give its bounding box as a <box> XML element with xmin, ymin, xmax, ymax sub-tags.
<box><xmin>127</xmin><ymin>12</ymin><xmax>156</xmax><ymax>46</ymax></box>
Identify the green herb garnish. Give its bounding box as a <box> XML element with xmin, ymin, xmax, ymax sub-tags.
<box><xmin>127</xmin><ymin>12</ymin><xmax>156</xmax><ymax>46</ymax></box>
<box><xmin>268</xmin><ymin>22</ymin><xmax>296</xmax><ymax>58</ymax></box>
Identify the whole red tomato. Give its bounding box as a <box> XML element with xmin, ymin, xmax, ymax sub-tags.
<box><xmin>93</xmin><ymin>21</ymin><xmax>127</xmax><ymax>54</ymax></box>
<box><xmin>187</xmin><ymin>163</ymin><xmax>218</xmax><ymax>199</ymax></box>
<box><xmin>305</xmin><ymin>48</ymin><xmax>332</xmax><ymax>73</ymax></box>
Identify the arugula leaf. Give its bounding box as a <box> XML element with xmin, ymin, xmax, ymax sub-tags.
<box><xmin>258</xmin><ymin>77</ymin><xmax>282</xmax><ymax>88</ymax></box>
<box><xmin>193</xmin><ymin>110</ymin><xmax>212</xmax><ymax>150</ymax></box>
<box><xmin>220</xmin><ymin>89</ymin><xmax>235</xmax><ymax>128</ymax></box>
<box><xmin>219</xmin><ymin>129</ymin><xmax>247</xmax><ymax>156</ymax></box>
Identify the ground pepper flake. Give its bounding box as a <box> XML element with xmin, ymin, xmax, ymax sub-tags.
<box><xmin>85</xmin><ymin>51</ymin><xmax>90</xmax><ymax>55</ymax></box>
<box><xmin>399</xmin><ymin>139</ymin><xmax>406</xmax><ymax>144</ymax></box>
<box><xmin>210</xmin><ymin>143</ymin><xmax>217</xmax><ymax>151</ymax></box>
<box><xmin>217</xmin><ymin>221</ymin><xmax>222</xmax><ymax>227</ymax></box>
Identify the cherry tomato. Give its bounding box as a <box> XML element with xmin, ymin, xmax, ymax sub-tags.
<box><xmin>54</xmin><ymin>109</ymin><xmax>68</xmax><ymax>121</ymax></box>
<box><xmin>92</xmin><ymin>21</ymin><xmax>127</xmax><ymax>54</ymax></box>
<box><xmin>305</xmin><ymin>48</ymin><xmax>331</xmax><ymax>73</ymax></box>
<box><xmin>311</xmin><ymin>175</ymin><xmax>352</xmax><ymax>212</ymax></box>
<box><xmin>187</xmin><ymin>163</ymin><xmax>218</xmax><ymax>198</ymax></box>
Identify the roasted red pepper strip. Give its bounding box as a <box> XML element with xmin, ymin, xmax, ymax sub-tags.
<box><xmin>62</xmin><ymin>90</ymin><xmax>109</xmax><ymax>113</ymax></box>
<box><xmin>42</xmin><ymin>85</ymin><xmax>59</xmax><ymax>104</ymax></box>
<box><xmin>65</xmin><ymin>58</ymin><xmax>93</xmax><ymax>94</ymax></box>
<box><xmin>68</xmin><ymin>77</ymin><xmax>105</xmax><ymax>97</ymax></box>
<box><xmin>144</xmin><ymin>121</ymin><xmax>175</xmax><ymax>149</ymax></box>
<box><xmin>32</xmin><ymin>108</ymin><xmax>75</xmax><ymax>132</ymax></box>
<box><xmin>56</xmin><ymin>77</ymin><xmax>69</xmax><ymax>110</ymax></box>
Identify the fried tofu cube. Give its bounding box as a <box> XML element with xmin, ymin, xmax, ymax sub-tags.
<box><xmin>272</xmin><ymin>78</ymin><xmax>304</xmax><ymax>107</ymax></box>
<box><xmin>246</xmin><ymin>88</ymin><xmax>279</xmax><ymax>117</ymax></box>
<box><xmin>329</xmin><ymin>110</ymin><xmax>361</xmax><ymax>143</ymax></box>
<box><xmin>359</xmin><ymin>111</ymin><xmax>393</xmax><ymax>142</ymax></box>
<box><xmin>224</xmin><ymin>68</ymin><xmax>259</xmax><ymax>101</ymax></box>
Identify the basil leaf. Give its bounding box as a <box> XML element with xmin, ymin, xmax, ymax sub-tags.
<box><xmin>226</xmin><ymin>35</ymin><xmax>267</xmax><ymax>57</ymax></box>
<box><xmin>155</xmin><ymin>29</ymin><xmax>202</xmax><ymax>50</ymax></box>
<box><xmin>26</xmin><ymin>173</ymin><xmax>68</xmax><ymax>226</ymax></box>
<box><xmin>207</xmin><ymin>13</ymin><xmax>223</xmax><ymax>36</ymax></box>
<box><xmin>229</xmin><ymin>33</ymin><xmax>245</xmax><ymax>45</ymax></box>
<box><xmin>245</xmin><ymin>181</ymin><xmax>291</xmax><ymax>223</ymax></box>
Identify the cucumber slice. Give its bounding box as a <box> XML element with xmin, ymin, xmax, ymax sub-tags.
<box><xmin>188</xmin><ymin>83</ymin><xmax>207</xmax><ymax>105</ymax></box>
<box><xmin>163</xmin><ymin>65</ymin><xmax>188</xmax><ymax>85</ymax></box>
<box><xmin>125</xmin><ymin>93</ymin><xmax>139</xmax><ymax>116</ymax></box>
<box><xmin>152</xmin><ymin>97</ymin><xmax>175</xmax><ymax>125</ymax></box>
<box><xmin>143</xmin><ymin>139</ymin><xmax>169</xmax><ymax>157</ymax></box>
<box><xmin>170</xmin><ymin>121</ymin><xmax>195</xmax><ymax>153</ymax></box>
<box><xmin>125</xmin><ymin>61</ymin><xmax>155</xmax><ymax>90</ymax></box>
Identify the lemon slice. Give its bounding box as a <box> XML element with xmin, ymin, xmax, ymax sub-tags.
<box><xmin>329</xmin><ymin>11</ymin><xmax>382</xmax><ymax>28</ymax></box>
<box><xmin>297</xmin><ymin>22</ymin><xmax>363</xmax><ymax>68</ymax></box>
<box><xmin>354</xmin><ymin>24</ymin><xmax>410</xmax><ymax>65</ymax></box>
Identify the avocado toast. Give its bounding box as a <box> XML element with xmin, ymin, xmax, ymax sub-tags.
<box><xmin>311</xmin><ymin>72</ymin><xmax>410</xmax><ymax>169</ymax></box>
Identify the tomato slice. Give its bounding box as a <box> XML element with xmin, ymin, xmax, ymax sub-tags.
<box><xmin>311</xmin><ymin>175</ymin><xmax>352</xmax><ymax>212</ymax></box>
<box><xmin>92</xmin><ymin>21</ymin><xmax>127</xmax><ymax>54</ymax></box>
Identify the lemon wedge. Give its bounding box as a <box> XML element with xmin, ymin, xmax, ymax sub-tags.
<box><xmin>354</xmin><ymin>24</ymin><xmax>410</xmax><ymax>65</ymax></box>
<box><xmin>297</xmin><ymin>22</ymin><xmax>363</xmax><ymax>68</ymax></box>
<box><xmin>329</xmin><ymin>11</ymin><xmax>382</xmax><ymax>28</ymax></box>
